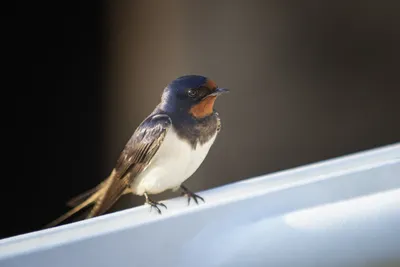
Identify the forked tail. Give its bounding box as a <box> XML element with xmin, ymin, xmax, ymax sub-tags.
<box><xmin>44</xmin><ymin>170</ymin><xmax>132</xmax><ymax>228</ymax></box>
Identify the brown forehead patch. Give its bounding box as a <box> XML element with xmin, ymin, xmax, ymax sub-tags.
<box><xmin>204</xmin><ymin>79</ymin><xmax>217</xmax><ymax>91</ymax></box>
<box><xmin>189</xmin><ymin>96</ymin><xmax>217</xmax><ymax>118</ymax></box>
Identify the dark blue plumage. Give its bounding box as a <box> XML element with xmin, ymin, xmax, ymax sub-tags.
<box><xmin>45</xmin><ymin>74</ymin><xmax>228</xmax><ymax>228</ymax></box>
<box><xmin>159</xmin><ymin>75</ymin><xmax>208</xmax><ymax>113</ymax></box>
<box><xmin>156</xmin><ymin>75</ymin><xmax>227</xmax><ymax>148</ymax></box>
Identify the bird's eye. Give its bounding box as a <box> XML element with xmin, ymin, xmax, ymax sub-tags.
<box><xmin>187</xmin><ymin>89</ymin><xmax>197</xmax><ymax>98</ymax></box>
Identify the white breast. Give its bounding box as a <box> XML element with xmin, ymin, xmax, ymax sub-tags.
<box><xmin>131</xmin><ymin>127</ymin><xmax>217</xmax><ymax>195</ymax></box>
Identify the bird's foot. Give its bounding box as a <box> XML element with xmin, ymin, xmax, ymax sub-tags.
<box><xmin>180</xmin><ymin>185</ymin><xmax>205</xmax><ymax>205</ymax></box>
<box><xmin>144</xmin><ymin>193</ymin><xmax>167</xmax><ymax>214</ymax></box>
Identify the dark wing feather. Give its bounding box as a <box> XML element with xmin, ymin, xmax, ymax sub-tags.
<box><xmin>44</xmin><ymin>114</ymin><xmax>171</xmax><ymax>228</ymax></box>
<box><xmin>87</xmin><ymin>114</ymin><xmax>172</xmax><ymax>218</ymax></box>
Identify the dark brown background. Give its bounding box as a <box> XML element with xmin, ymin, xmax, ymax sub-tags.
<box><xmin>3</xmin><ymin>0</ymin><xmax>399</xmax><ymax>238</ymax></box>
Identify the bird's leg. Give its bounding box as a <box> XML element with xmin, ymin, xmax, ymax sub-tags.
<box><xmin>180</xmin><ymin>185</ymin><xmax>205</xmax><ymax>205</ymax></box>
<box><xmin>144</xmin><ymin>192</ymin><xmax>167</xmax><ymax>214</ymax></box>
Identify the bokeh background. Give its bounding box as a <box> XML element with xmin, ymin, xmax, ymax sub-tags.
<box><xmin>3</xmin><ymin>0</ymin><xmax>400</xmax><ymax>238</ymax></box>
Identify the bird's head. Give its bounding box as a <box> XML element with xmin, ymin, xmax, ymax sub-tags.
<box><xmin>160</xmin><ymin>75</ymin><xmax>229</xmax><ymax>119</ymax></box>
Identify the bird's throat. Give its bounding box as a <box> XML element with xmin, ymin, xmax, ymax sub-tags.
<box><xmin>189</xmin><ymin>96</ymin><xmax>217</xmax><ymax>118</ymax></box>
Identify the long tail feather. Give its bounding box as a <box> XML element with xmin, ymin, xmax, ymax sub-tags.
<box><xmin>44</xmin><ymin>170</ymin><xmax>134</xmax><ymax>228</ymax></box>
<box><xmin>66</xmin><ymin>180</ymin><xmax>108</xmax><ymax>207</ymax></box>
<box><xmin>44</xmin><ymin>175</ymin><xmax>112</xmax><ymax>228</ymax></box>
<box><xmin>44</xmin><ymin>188</ymin><xmax>103</xmax><ymax>229</ymax></box>
<box><xmin>86</xmin><ymin>170</ymin><xmax>129</xmax><ymax>218</ymax></box>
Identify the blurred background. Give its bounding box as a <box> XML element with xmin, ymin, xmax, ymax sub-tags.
<box><xmin>3</xmin><ymin>0</ymin><xmax>400</xmax><ymax>238</ymax></box>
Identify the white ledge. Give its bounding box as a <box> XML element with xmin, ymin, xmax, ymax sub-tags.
<box><xmin>1</xmin><ymin>143</ymin><xmax>399</xmax><ymax>267</ymax></box>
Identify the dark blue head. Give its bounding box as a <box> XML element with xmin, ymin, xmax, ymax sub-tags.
<box><xmin>159</xmin><ymin>75</ymin><xmax>229</xmax><ymax>118</ymax></box>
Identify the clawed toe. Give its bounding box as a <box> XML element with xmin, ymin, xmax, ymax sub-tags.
<box><xmin>144</xmin><ymin>193</ymin><xmax>167</xmax><ymax>214</ymax></box>
<box><xmin>180</xmin><ymin>185</ymin><xmax>205</xmax><ymax>206</ymax></box>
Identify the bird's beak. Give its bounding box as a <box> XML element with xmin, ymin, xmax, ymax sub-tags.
<box><xmin>208</xmin><ymin>87</ymin><xmax>230</xmax><ymax>97</ymax></box>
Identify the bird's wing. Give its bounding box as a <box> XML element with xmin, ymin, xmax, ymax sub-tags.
<box><xmin>87</xmin><ymin>113</ymin><xmax>172</xmax><ymax>218</ymax></box>
<box><xmin>44</xmin><ymin>114</ymin><xmax>171</xmax><ymax>228</ymax></box>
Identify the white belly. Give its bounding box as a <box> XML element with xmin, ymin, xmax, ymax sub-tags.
<box><xmin>131</xmin><ymin>127</ymin><xmax>217</xmax><ymax>195</ymax></box>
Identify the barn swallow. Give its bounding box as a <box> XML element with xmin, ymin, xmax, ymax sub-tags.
<box><xmin>45</xmin><ymin>75</ymin><xmax>228</xmax><ymax>228</ymax></box>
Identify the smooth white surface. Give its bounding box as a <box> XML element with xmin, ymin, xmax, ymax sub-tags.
<box><xmin>0</xmin><ymin>143</ymin><xmax>399</xmax><ymax>267</ymax></box>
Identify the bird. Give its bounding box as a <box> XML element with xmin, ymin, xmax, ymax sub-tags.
<box><xmin>45</xmin><ymin>75</ymin><xmax>229</xmax><ymax>228</ymax></box>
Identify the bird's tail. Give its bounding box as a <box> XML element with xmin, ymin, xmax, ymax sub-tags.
<box><xmin>44</xmin><ymin>170</ymin><xmax>131</xmax><ymax>229</ymax></box>
<box><xmin>65</xmin><ymin>180</ymin><xmax>108</xmax><ymax>208</ymax></box>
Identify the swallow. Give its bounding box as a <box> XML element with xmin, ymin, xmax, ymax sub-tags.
<box><xmin>45</xmin><ymin>75</ymin><xmax>228</xmax><ymax>228</ymax></box>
